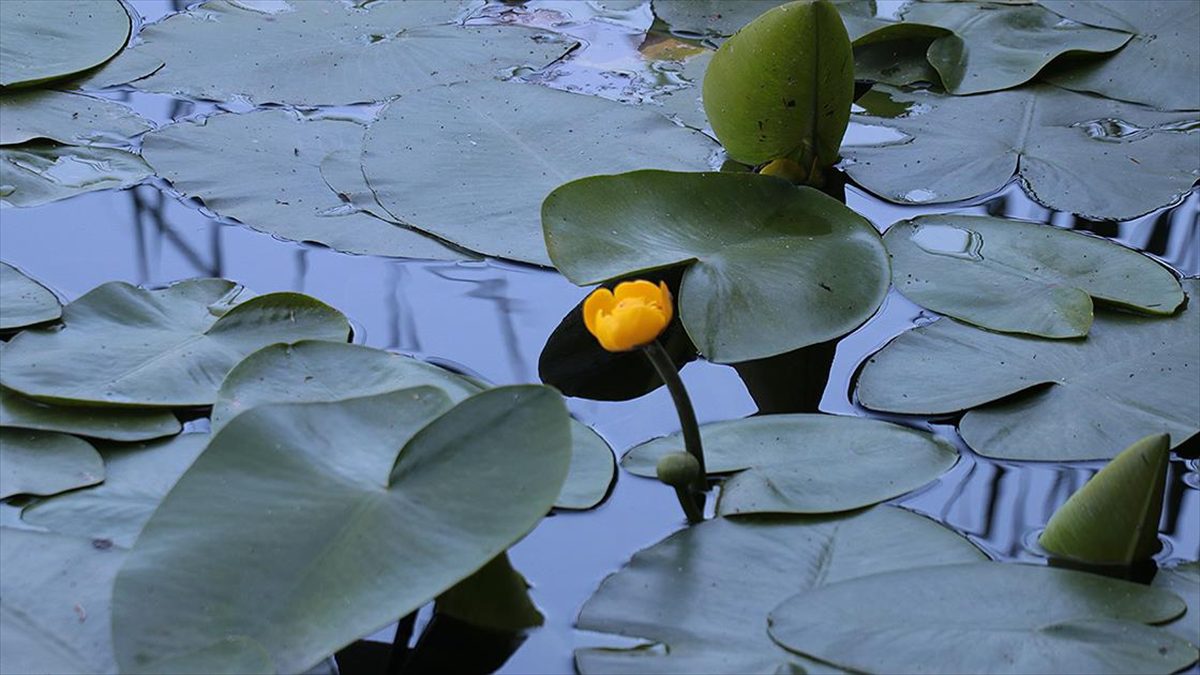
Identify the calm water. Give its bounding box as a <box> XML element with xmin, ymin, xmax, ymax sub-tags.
<box><xmin>1</xmin><ymin>1</ymin><xmax>1197</xmax><ymax>673</ymax></box>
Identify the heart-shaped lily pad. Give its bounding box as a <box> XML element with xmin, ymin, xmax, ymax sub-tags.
<box><xmin>0</xmin><ymin>143</ymin><xmax>151</xmax><ymax>207</ymax></box>
<box><xmin>0</xmin><ymin>0</ymin><xmax>131</xmax><ymax>87</ymax></box>
<box><xmin>363</xmin><ymin>80</ymin><xmax>719</xmax><ymax>265</ymax></box>
<box><xmin>543</xmin><ymin>170</ymin><xmax>889</xmax><ymax>363</ymax></box>
<box><xmin>623</xmin><ymin>414</ymin><xmax>958</xmax><ymax>514</ymax></box>
<box><xmin>576</xmin><ymin>506</ymin><xmax>986</xmax><ymax>674</ymax></box>
<box><xmin>0</xmin><ymin>261</ymin><xmax>61</xmax><ymax>330</ymax></box>
<box><xmin>96</xmin><ymin>0</ymin><xmax>572</xmax><ymax>105</ymax></box>
<box><xmin>843</xmin><ymin>84</ymin><xmax>1200</xmax><ymax>221</ymax></box>
<box><xmin>0</xmin><ymin>387</ymin><xmax>181</xmax><ymax>442</ymax></box>
<box><xmin>212</xmin><ymin>340</ymin><xmax>614</xmax><ymax>510</ymax></box>
<box><xmin>768</xmin><ymin>562</ymin><xmax>1198</xmax><ymax>674</ymax></box>
<box><xmin>0</xmin><ymin>428</ymin><xmax>104</xmax><ymax>499</ymax></box>
<box><xmin>113</xmin><ymin>386</ymin><xmax>571</xmax><ymax>674</ymax></box>
<box><xmin>1042</xmin><ymin>0</ymin><xmax>1200</xmax><ymax>111</ymax></box>
<box><xmin>884</xmin><ymin>214</ymin><xmax>1184</xmax><ymax>338</ymax></box>
<box><xmin>142</xmin><ymin>110</ymin><xmax>466</xmax><ymax>260</ymax></box>
<box><xmin>1154</xmin><ymin>562</ymin><xmax>1200</xmax><ymax>643</ymax></box>
<box><xmin>857</xmin><ymin>279</ymin><xmax>1199</xmax><ymax>461</ymax></box>
<box><xmin>0</xmin><ymin>279</ymin><xmax>350</xmax><ymax>407</ymax></box>
<box><xmin>0</xmin><ymin>91</ymin><xmax>152</xmax><ymax>146</ymax></box>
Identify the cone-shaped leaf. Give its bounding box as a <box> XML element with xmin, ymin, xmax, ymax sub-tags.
<box><xmin>1039</xmin><ymin>433</ymin><xmax>1170</xmax><ymax>565</ymax></box>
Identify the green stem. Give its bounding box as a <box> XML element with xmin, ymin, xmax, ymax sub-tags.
<box><xmin>642</xmin><ymin>340</ymin><xmax>707</xmax><ymax>491</ymax></box>
<box><xmin>673</xmin><ymin>485</ymin><xmax>704</xmax><ymax>525</ymax></box>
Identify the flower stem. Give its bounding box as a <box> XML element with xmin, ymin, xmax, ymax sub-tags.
<box><xmin>642</xmin><ymin>340</ymin><xmax>707</xmax><ymax>493</ymax></box>
<box><xmin>673</xmin><ymin>485</ymin><xmax>705</xmax><ymax>524</ymax></box>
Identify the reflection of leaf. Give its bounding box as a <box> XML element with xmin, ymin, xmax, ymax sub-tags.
<box><xmin>544</xmin><ymin>170</ymin><xmax>888</xmax><ymax>363</ymax></box>
<box><xmin>768</xmin><ymin>562</ymin><xmax>1198</xmax><ymax>674</ymax></box>
<box><xmin>113</xmin><ymin>386</ymin><xmax>571</xmax><ymax>674</ymax></box>
<box><xmin>0</xmin><ymin>428</ymin><xmax>104</xmax><ymax>499</ymax></box>
<box><xmin>0</xmin><ymin>261</ymin><xmax>60</xmax><ymax>330</ymax></box>
<box><xmin>843</xmin><ymin>84</ymin><xmax>1200</xmax><ymax>221</ymax></box>
<box><xmin>0</xmin><ymin>387</ymin><xmax>181</xmax><ymax>442</ymax></box>
<box><xmin>0</xmin><ymin>91</ymin><xmax>152</xmax><ymax>146</ymax></box>
<box><xmin>884</xmin><ymin>214</ymin><xmax>1184</xmax><ymax>338</ymax></box>
<box><xmin>857</xmin><ymin>279</ymin><xmax>1200</xmax><ymax>461</ymax></box>
<box><xmin>623</xmin><ymin>414</ymin><xmax>957</xmax><ymax>515</ymax></box>
<box><xmin>0</xmin><ymin>143</ymin><xmax>150</xmax><ymax>207</ymax></box>
<box><xmin>435</xmin><ymin>553</ymin><xmax>543</xmax><ymax>632</ymax></box>
<box><xmin>0</xmin><ymin>0</ymin><xmax>130</xmax><ymax>87</ymax></box>
<box><xmin>576</xmin><ymin>506</ymin><xmax>985</xmax><ymax>674</ymax></box>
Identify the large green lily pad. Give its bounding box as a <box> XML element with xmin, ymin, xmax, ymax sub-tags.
<box><xmin>768</xmin><ymin>562</ymin><xmax>1198</xmax><ymax>674</ymax></box>
<box><xmin>0</xmin><ymin>143</ymin><xmax>151</xmax><ymax>207</ymax></box>
<box><xmin>623</xmin><ymin>414</ymin><xmax>958</xmax><ymax>515</ymax></box>
<box><xmin>543</xmin><ymin>170</ymin><xmax>889</xmax><ymax>363</ymax></box>
<box><xmin>1154</xmin><ymin>562</ymin><xmax>1200</xmax><ymax>644</ymax></box>
<box><xmin>652</xmin><ymin>0</ymin><xmax>879</xmax><ymax>41</ymax></box>
<box><xmin>113</xmin><ymin>386</ymin><xmax>571</xmax><ymax>674</ymax></box>
<box><xmin>0</xmin><ymin>91</ymin><xmax>152</xmax><ymax>146</ymax></box>
<box><xmin>857</xmin><ymin>279</ymin><xmax>1200</xmax><ymax>461</ymax></box>
<box><xmin>363</xmin><ymin>80</ymin><xmax>718</xmax><ymax>266</ymax></box>
<box><xmin>0</xmin><ymin>0</ymin><xmax>131</xmax><ymax>87</ymax></box>
<box><xmin>0</xmin><ymin>279</ymin><xmax>350</xmax><ymax>407</ymax></box>
<box><xmin>101</xmin><ymin>0</ymin><xmax>571</xmax><ymax>105</ymax></box>
<box><xmin>0</xmin><ymin>428</ymin><xmax>104</xmax><ymax>499</ymax></box>
<box><xmin>576</xmin><ymin>506</ymin><xmax>987</xmax><ymax>674</ymax></box>
<box><xmin>0</xmin><ymin>528</ymin><xmax>126</xmax><ymax>675</ymax></box>
<box><xmin>212</xmin><ymin>340</ymin><xmax>613</xmax><ymax>510</ymax></box>
<box><xmin>142</xmin><ymin>110</ymin><xmax>466</xmax><ymax>260</ymax></box>
<box><xmin>1042</xmin><ymin>0</ymin><xmax>1200</xmax><ymax>111</ymax></box>
<box><xmin>843</xmin><ymin>84</ymin><xmax>1200</xmax><ymax>221</ymax></box>
<box><xmin>0</xmin><ymin>261</ymin><xmax>61</xmax><ymax>330</ymax></box>
<box><xmin>0</xmin><ymin>387</ymin><xmax>181</xmax><ymax>442</ymax></box>
<box><xmin>884</xmin><ymin>214</ymin><xmax>1184</xmax><ymax>338</ymax></box>
<box><xmin>21</xmin><ymin>434</ymin><xmax>209</xmax><ymax>548</ymax></box>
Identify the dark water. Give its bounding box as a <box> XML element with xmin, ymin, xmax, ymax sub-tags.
<box><xmin>1</xmin><ymin>1</ymin><xmax>1197</xmax><ymax>673</ymax></box>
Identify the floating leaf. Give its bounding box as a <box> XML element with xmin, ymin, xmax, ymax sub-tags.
<box><xmin>363</xmin><ymin>80</ymin><xmax>718</xmax><ymax>265</ymax></box>
<box><xmin>857</xmin><ymin>279</ymin><xmax>1199</xmax><ymax>461</ymax></box>
<box><xmin>0</xmin><ymin>261</ymin><xmax>61</xmax><ymax>330</ymax></box>
<box><xmin>1154</xmin><ymin>563</ymin><xmax>1200</xmax><ymax>644</ymax></box>
<box><xmin>853</xmin><ymin>25</ymin><xmax>944</xmax><ymax>87</ymax></box>
<box><xmin>576</xmin><ymin>506</ymin><xmax>986</xmax><ymax>674</ymax></box>
<box><xmin>436</xmin><ymin>553</ymin><xmax>543</xmax><ymax>632</ymax></box>
<box><xmin>0</xmin><ymin>279</ymin><xmax>350</xmax><ymax>407</ymax></box>
<box><xmin>0</xmin><ymin>90</ymin><xmax>152</xmax><ymax>146</ymax></box>
<box><xmin>0</xmin><ymin>0</ymin><xmax>131</xmax><ymax>87</ymax></box>
<box><xmin>1042</xmin><ymin>0</ymin><xmax>1200</xmax><ymax>111</ymax></box>
<box><xmin>702</xmin><ymin>0</ymin><xmax>854</xmax><ymax>173</ymax></box>
<box><xmin>102</xmin><ymin>0</ymin><xmax>571</xmax><ymax>105</ymax></box>
<box><xmin>653</xmin><ymin>0</ymin><xmax>879</xmax><ymax>41</ymax></box>
<box><xmin>212</xmin><ymin>340</ymin><xmax>613</xmax><ymax>510</ymax></box>
<box><xmin>22</xmin><ymin>434</ymin><xmax>209</xmax><ymax>547</ymax></box>
<box><xmin>0</xmin><ymin>528</ymin><xmax>125</xmax><ymax>675</ymax></box>
<box><xmin>0</xmin><ymin>428</ymin><xmax>104</xmax><ymax>499</ymax></box>
<box><xmin>0</xmin><ymin>387</ymin><xmax>181</xmax><ymax>442</ymax></box>
<box><xmin>113</xmin><ymin>386</ymin><xmax>571</xmax><ymax>674</ymax></box>
<box><xmin>543</xmin><ymin>170</ymin><xmax>889</xmax><ymax>363</ymax></box>
<box><xmin>623</xmin><ymin>414</ymin><xmax>957</xmax><ymax>514</ymax></box>
<box><xmin>843</xmin><ymin>84</ymin><xmax>1200</xmax><ymax>221</ymax></box>
<box><xmin>1039</xmin><ymin>433</ymin><xmax>1169</xmax><ymax>565</ymax></box>
<box><xmin>884</xmin><ymin>214</ymin><xmax>1184</xmax><ymax>338</ymax></box>
<box><xmin>0</xmin><ymin>143</ymin><xmax>151</xmax><ymax>207</ymax></box>
<box><xmin>142</xmin><ymin>110</ymin><xmax>466</xmax><ymax>260</ymax></box>
<box><xmin>768</xmin><ymin>562</ymin><xmax>1198</xmax><ymax>674</ymax></box>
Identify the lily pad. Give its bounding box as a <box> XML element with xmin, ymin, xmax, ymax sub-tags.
<box><xmin>543</xmin><ymin>170</ymin><xmax>889</xmax><ymax>363</ymax></box>
<box><xmin>623</xmin><ymin>414</ymin><xmax>958</xmax><ymax>514</ymax></box>
<box><xmin>0</xmin><ymin>261</ymin><xmax>61</xmax><ymax>330</ymax></box>
<box><xmin>843</xmin><ymin>84</ymin><xmax>1200</xmax><ymax>221</ymax></box>
<box><xmin>1042</xmin><ymin>0</ymin><xmax>1200</xmax><ymax>111</ymax></box>
<box><xmin>652</xmin><ymin>0</ymin><xmax>879</xmax><ymax>41</ymax></box>
<box><xmin>0</xmin><ymin>387</ymin><xmax>181</xmax><ymax>442</ymax></box>
<box><xmin>363</xmin><ymin>80</ymin><xmax>719</xmax><ymax>265</ymax></box>
<box><xmin>142</xmin><ymin>110</ymin><xmax>466</xmax><ymax>260</ymax></box>
<box><xmin>112</xmin><ymin>386</ymin><xmax>571</xmax><ymax>674</ymax></box>
<box><xmin>0</xmin><ymin>528</ymin><xmax>126</xmax><ymax>675</ymax></box>
<box><xmin>1039</xmin><ymin>433</ymin><xmax>1169</xmax><ymax>565</ymax></box>
<box><xmin>212</xmin><ymin>340</ymin><xmax>613</xmax><ymax>510</ymax></box>
<box><xmin>0</xmin><ymin>143</ymin><xmax>151</xmax><ymax>207</ymax></box>
<box><xmin>768</xmin><ymin>562</ymin><xmax>1198</xmax><ymax>674</ymax></box>
<box><xmin>884</xmin><ymin>214</ymin><xmax>1184</xmax><ymax>338</ymax></box>
<box><xmin>0</xmin><ymin>428</ymin><xmax>104</xmax><ymax>499</ymax></box>
<box><xmin>0</xmin><ymin>90</ymin><xmax>152</xmax><ymax>146</ymax></box>
<box><xmin>0</xmin><ymin>0</ymin><xmax>131</xmax><ymax>87</ymax></box>
<box><xmin>899</xmin><ymin>1</ymin><xmax>1130</xmax><ymax>95</ymax></box>
<box><xmin>857</xmin><ymin>279</ymin><xmax>1200</xmax><ymax>461</ymax></box>
<box><xmin>1154</xmin><ymin>563</ymin><xmax>1200</xmax><ymax>643</ymax></box>
<box><xmin>101</xmin><ymin>0</ymin><xmax>571</xmax><ymax>105</ymax></box>
<box><xmin>576</xmin><ymin>506</ymin><xmax>987</xmax><ymax>674</ymax></box>
<box><xmin>21</xmin><ymin>434</ymin><xmax>209</xmax><ymax>548</ymax></box>
<box><xmin>0</xmin><ymin>279</ymin><xmax>350</xmax><ymax>407</ymax></box>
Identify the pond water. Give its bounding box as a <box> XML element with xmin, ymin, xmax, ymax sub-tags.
<box><xmin>1</xmin><ymin>1</ymin><xmax>1197</xmax><ymax>673</ymax></box>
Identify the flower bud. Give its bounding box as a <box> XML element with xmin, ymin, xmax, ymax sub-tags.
<box><xmin>656</xmin><ymin>451</ymin><xmax>701</xmax><ymax>489</ymax></box>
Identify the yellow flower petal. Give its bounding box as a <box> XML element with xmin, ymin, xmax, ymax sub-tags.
<box><xmin>582</xmin><ymin>287</ymin><xmax>615</xmax><ymax>336</ymax></box>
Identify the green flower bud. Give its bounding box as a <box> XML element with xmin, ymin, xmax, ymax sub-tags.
<box><xmin>656</xmin><ymin>451</ymin><xmax>701</xmax><ymax>489</ymax></box>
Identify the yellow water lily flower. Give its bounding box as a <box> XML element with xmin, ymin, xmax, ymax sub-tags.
<box><xmin>583</xmin><ymin>280</ymin><xmax>673</xmax><ymax>352</ymax></box>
